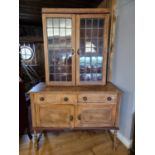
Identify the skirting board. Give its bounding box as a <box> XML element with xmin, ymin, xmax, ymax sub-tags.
<box><xmin>111</xmin><ymin>130</ymin><xmax>132</xmax><ymax>149</ymax></box>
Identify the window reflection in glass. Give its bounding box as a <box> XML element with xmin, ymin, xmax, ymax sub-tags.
<box><xmin>79</xmin><ymin>18</ymin><xmax>104</xmax><ymax>81</ymax></box>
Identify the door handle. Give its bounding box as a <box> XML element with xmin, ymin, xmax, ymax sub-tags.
<box><xmin>77</xmin><ymin>49</ymin><xmax>80</xmax><ymax>55</ymax></box>
<box><xmin>78</xmin><ymin>114</ymin><xmax>81</xmax><ymax>120</ymax></box>
<box><xmin>72</xmin><ymin>49</ymin><xmax>75</xmax><ymax>55</ymax></box>
<box><xmin>70</xmin><ymin>115</ymin><xmax>73</xmax><ymax>121</ymax></box>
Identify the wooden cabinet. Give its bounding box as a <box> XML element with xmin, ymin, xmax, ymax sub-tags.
<box><xmin>42</xmin><ymin>10</ymin><xmax>109</xmax><ymax>86</ymax></box>
<box><xmin>30</xmin><ymin>82</ymin><xmax>121</xmax><ymax>130</ymax></box>
<box><xmin>29</xmin><ymin>8</ymin><xmax>122</xmax><ymax>150</ymax></box>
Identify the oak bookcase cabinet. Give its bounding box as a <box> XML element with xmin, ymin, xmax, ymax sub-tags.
<box><xmin>29</xmin><ymin>8</ymin><xmax>122</xmax><ymax>150</ymax></box>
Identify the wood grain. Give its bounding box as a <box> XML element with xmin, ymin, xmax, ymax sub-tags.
<box><xmin>30</xmin><ymin>82</ymin><xmax>122</xmax><ymax>130</ymax></box>
<box><xmin>42</xmin><ymin>8</ymin><xmax>110</xmax><ymax>14</ymax></box>
<box><xmin>19</xmin><ymin>131</ymin><xmax>129</xmax><ymax>155</ymax></box>
<box><xmin>36</xmin><ymin>104</ymin><xmax>74</xmax><ymax>128</ymax></box>
<box><xmin>107</xmin><ymin>0</ymin><xmax>117</xmax><ymax>81</ymax></box>
<box><xmin>77</xmin><ymin>93</ymin><xmax>117</xmax><ymax>103</ymax></box>
<box><xmin>28</xmin><ymin>82</ymin><xmax>123</xmax><ymax>94</ymax></box>
<box><xmin>75</xmin><ymin>104</ymin><xmax>116</xmax><ymax>127</ymax></box>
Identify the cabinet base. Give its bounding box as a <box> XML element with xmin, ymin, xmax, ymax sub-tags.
<box><xmin>33</xmin><ymin>128</ymin><xmax>118</xmax><ymax>151</ymax></box>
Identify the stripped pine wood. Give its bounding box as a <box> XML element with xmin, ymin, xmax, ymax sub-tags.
<box><xmin>20</xmin><ymin>131</ymin><xmax>129</xmax><ymax>155</ymax></box>
<box><xmin>107</xmin><ymin>0</ymin><xmax>117</xmax><ymax>81</ymax></box>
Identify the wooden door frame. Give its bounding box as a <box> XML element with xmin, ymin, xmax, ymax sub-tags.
<box><xmin>76</xmin><ymin>14</ymin><xmax>110</xmax><ymax>86</ymax></box>
<box><xmin>42</xmin><ymin>14</ymin><xmax>76</xmax><ymax>86</ymax></box>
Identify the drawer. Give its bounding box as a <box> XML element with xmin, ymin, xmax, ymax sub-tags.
<box><xmin>34</xmin><ymin>93</ymin><xmax>77</xmax><ymax>104</ymax></box>
<box><xmin>78</xmin><ymin>93</ymin><xmax>117</xmax><ymax>103</ymax></box>
<box><xmin>60</xmin><ymin>94</ymin><xmax>77</xmax><ymax>104</ymax></box>
<box><xmin>34</xmin><ymin>93</ymin><xmax>58</xmax><ymax>103</ymax></box>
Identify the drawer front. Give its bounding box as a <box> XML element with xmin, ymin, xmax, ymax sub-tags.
<box><xmin>78</xmin><ymin>93</ymin><xmax>117</xmax><ymax>103</ymax></box>
<box><xmin>60</xmin><ymin>94</ymin><xmax>77</xmax><ymax>104</ymax></box>
<box><xmin>75</xmin><ymin>104</ymin><xmax>116</xmax><ymax>127</ymax></box>
<box><xmin>34</xmin><ymin>93</ymin><xmax>58</xmax><ymax>104</ymax></box>
<box><xmin>34</xmin><ymin>93</ymin><xmax>77</xmax><ymax>104</ymax></box>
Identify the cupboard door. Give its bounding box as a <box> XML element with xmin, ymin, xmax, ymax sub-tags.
<box><xmin>76</xmin><ymin>14</ymin><xmax>109</xmax><ymax>85</ymax></box>
<box><xmin>36</xmin><ymin>104</ymin><xmax>74</xmax><ymax>128</ymax></box>
<box><xmin>42</xmin><ymin>14</ymin><xmax>76</xmax><ymax>85</ymax></box>
<box><xmin>75</xmin><ymin>104</ymin><xmax>116</xmax><ymax>127</ymax></box>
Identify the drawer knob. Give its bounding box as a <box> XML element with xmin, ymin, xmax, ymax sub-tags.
<box><xmin>83</xmin><ymin>96</ymin><xmax>87</xmax><ymax>101</ymax></box>
<box><xmin>107</xmin><ymin>97</ymin><xmax>112</xmax><ymax>101</ymax></box>
<box><xmin>70</xmin><ymin>115</ymin><xmax>73</xmax><ymax>121</ymax></box>
<box><xmin>40</xmin><ymin>97</ymin><xmax>45</xmax><ymax>101</ymax></box>
<box><xmin>78</xmin><ymin>114</ymin><xmax>81</xmax><ymax>120</ymax></box>
<box><xmin>64</xmin><ymin>97</ymin><xmax>69</xmax><ymax>102</ymax></box>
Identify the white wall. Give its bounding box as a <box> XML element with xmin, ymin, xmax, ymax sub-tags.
<box><xmin>112</xmin><ymin>0</ymin><xmax>135</xmax><ymax>148</ymax></box>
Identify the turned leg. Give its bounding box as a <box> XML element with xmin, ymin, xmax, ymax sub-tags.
<box><xmin>113</xmin><ymin>130</ymin><xmax>117</xmax><ymax>151</ymax></box>
<box><xmin>34</xmin><ymin>130</ymin><xmax>38</xmax><ymax>150</ymax></box>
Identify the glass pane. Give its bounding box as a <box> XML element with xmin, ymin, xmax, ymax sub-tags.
<box><xmin>99</xmin><ymin>19</ymin><xmax>104</xmax><ymax>28</ymax></box>
<box><xmin>47</xmin><ymin>19</ymin><xmax>53</xmax><ymax>27</ymax></box>
<box><xmin>80</xmin><ymin>29</ymin><xmax>85</xmax><ymax>38</ymax></box>
<box><xmin>85</xmin><ymin>41</ymin><xmax>92</xmax><ymax>48</ymax></box>
<box><xmin>48</xmin><ymin>50</ymin><xmax>55</xmax><ymax>65</ymax></box>
<box><xmin>53</xmin><ymin>28</ymin><xmax>59</xmax><ymax>36</ymax></box>
<box><xmin>79</xmin><ymin>17</ymin><xmax>104</xmax><ymax>82</ymax></box>
<box><xmin>98</xmin><ymin>39</ymin><xmax>103</xmax><ymax>48</ymax></box>
<box><xmin>93</xmin><ymin>19</ymin><xmax>98</xmax><ymax>28</ymax></box>
<box><xmin>86</xmin><ymin>19</ymin><xmax>92</xmax><ymax>28</ymax></box>
<box><xmin>53</xmin><ymin>18</ymin><xmax>59</xmax><ymax>27</ymax></box>
<box><xmin>47</xmin><ymin>28</ymin><xmax>53</xmax><ymax>37</ymax></box>
<box><xmin>80</xmin><ymin>39</ymin><xmax>85</xmax><ymax>48</ymax></box>
<box><xmin>98</xmin><ymin>29</ymin><xmax>104</xmax><ymax>38</ymax></box>
<box><xmin>92</xmin><ymin>29</ymin><xmax>98</xmax><ymax>38</ymax></box>
<box><xmin>60</xmin><ymin>18</ymin><xmax>66</xmax><ymax>28</ymax></box>
<box><xmin>80</xmin><ymin>19</ymin><xmax>85</xmax><ymax>28</ymax></box>
<box><xmin>47</xmin><ymin>18</ymin><xmax>73</xmax><ymax>82</ymax></box>
<box><xmin>66</xmin><ymin>29</ymin><xmax>71</xmax><ymax>36</ymax></box>
<box><xmin>86</xmin><ymin>29</ymin><xmax>91</xmax><ymax>38</ymax></box>
<box><xmin>85</xmin><ymin>48</ymin><xmax>91</xmax><ymax>53</ymax></box>
<box><xmin>66</xmin><ymin>38</ymin><xmax>71</xmax><ymax>48</ymax></box>
<box><xmin>53</xmin><ymin>38</ymin><xmax>59</xmax><ymax>48</ymax></box>
<box><xmin>60</xmin><ymin>28</ymin><xmax>65</xmax><ymax>37</ymax></box>
<box><xmin>66</xmin><ymin>19</ymin><xmax>71</xmax><ymax>28</ymax></box>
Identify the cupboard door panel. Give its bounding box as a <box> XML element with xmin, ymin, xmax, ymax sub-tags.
<box><xmin>75</xmin><ymin>104</ymin><xmax>116</xmax><ymax>127</ymax></box>
<box><xmin>42</xmin><ymin>14</ymin><xmax>75</xmax><ymax>85</ymax></box>
<box><xmin>36</xmin><ymin>104</ymin><xmax>74</xmax><ymax>128</ymax></box>
<box><xmin>76</xmin><ymin>14</ymin><xmax>109</xmax><ymax>85</ymax></box>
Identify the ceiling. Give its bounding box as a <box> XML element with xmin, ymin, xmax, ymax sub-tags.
<box><xmin>19</xmin><ymin>0</ymin><xmax>103</xmax><ymax>25</ymax></box>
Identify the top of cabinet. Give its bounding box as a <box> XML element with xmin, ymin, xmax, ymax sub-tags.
<box><xmin>42</xmin><ymin>8</ymin><xmax>110</xmax><ymax>14</ymax></box>
<box><xmin>28</xmin><ymin>82</ymin><xmax>122</xmax><ymax>94</ymax></box>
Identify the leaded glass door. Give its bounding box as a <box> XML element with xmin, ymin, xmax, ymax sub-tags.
<box><xmin>42</xmin><ymin>14</ymin><xmax>75</xmax><ymax>85</ymax></box>
<box><xmin>76</xmin><ymin>14</ymin><xmax>109</xmax><ymax>85</ymax></box>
